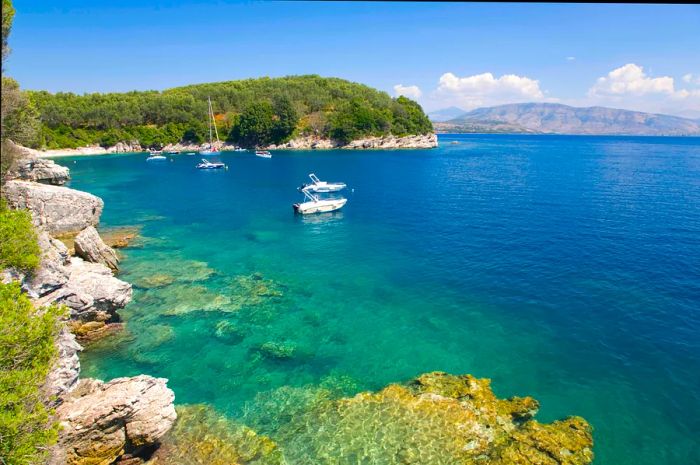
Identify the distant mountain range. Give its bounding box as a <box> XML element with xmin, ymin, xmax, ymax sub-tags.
<box><xmin>431</xmin><ymin>103</ymin><xmax>700</xmax><ymax>136</ymax></box>
<box><xmin>427</xmin><ymin>106</ymin><xmax>468</xmax><ymax>122</ymax></box>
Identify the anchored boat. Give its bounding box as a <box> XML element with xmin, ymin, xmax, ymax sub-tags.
<box><xmin>299</xmin><ymin>173</ymin><xmax>346</xmax><ymax>193</ymax></box>
<box><xmin>196</xmin><ymin>159</ymin><xmax>226</xmax><ymax>170</ymax></box>
<box><xmin>293</xmin><ymin>190</ymin><xmax>347</xmax><ymax>214</ymax></box>
<box><xmin>147</xmin><ymin>152</ymin><xmax>166</xmax><ymax>161</ymax></box>
<box><xmin>255</xmin><ymin>150</ymin><xmax>272</xmax><ymax>158</ymax></box>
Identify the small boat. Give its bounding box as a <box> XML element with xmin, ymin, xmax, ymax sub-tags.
<box><xmin>293</xmin><ymin>190</ymin><xmax>347</xmax><ymax>214</ymax></box>
<box><xmin>166</xmin><ymin>150</ymin><xmax>180</xmax><ymax>154</ymax></box>
<box><xmin>185</xmin><ymin>152</ymin><xmax>196</xmax><ymax>155</ymax></box>
<box><xmin>147</xmin><ymin>153</ymin><xmax>167</xmax><ymax>161</ymax></box>
<box><xmin>196</xmin><ymin>159</ymin><xmax>226</xmax><ymax>170</ymax></box>
<box><xmin>255</xmin><ymin>150</ymin><xmax>272</xmax><ymax>158</ymax></box>
<box><xmin>299</xmin><ymin>173</ymin><xmax>346</xmax><ymax>193</ymax></box>
<box><xmin>199</xmin><ymin>97</ymin><xmax>221</xmax><ymax>155</ymax></box>
<box><xmin>234</xmin><ymin>147</ymin><xmax>247</xmax><ymax>152</ymax></box>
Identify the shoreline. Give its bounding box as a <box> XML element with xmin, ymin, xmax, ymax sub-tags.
<box><xmin>24</xmin><ymin>133</ymin><xmax>438</xmax><ymax>158</ymax></box>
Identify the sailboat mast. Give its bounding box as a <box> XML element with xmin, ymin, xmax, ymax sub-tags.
<box><xmin>207</xmin><ymin>97</ymin><xmax>213</xmax><ymax>147</ymax></box>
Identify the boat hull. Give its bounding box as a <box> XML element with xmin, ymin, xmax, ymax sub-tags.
<box><xmin>293</xmin><ymin>198</ymin><xmax>347</xmax><ymax>214</ymax></box>
<box><xmin>304</xmin><ymin>185</ymin><xmax>345</xmax><ymax>193</ymax></box>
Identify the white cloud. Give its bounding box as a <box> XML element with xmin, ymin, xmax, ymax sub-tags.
<box><xmin>393</xmin><ymin>84</ymin><xmax>422</xmax><ymax>100</ymax></box>
<box><xmin>682</xmin><ymin>73</ymin><xmax>700</xmax><ymax>85</ymax></box>
<box><xmin>585</xmin><ymin>63</ymin><xmax>700</xmax><ymax>116</ymax></box>
<box><xmin>432</xmin><ymin>71</ymin><xmax>546</xmax><ymax>110</ymax></box>
<box><xmin>566</xmin><ymin>56</ymin><xmax>576</xmax><ymax>61</ymax></box>
<box><xmin>587</xmin><ymin>63</ymin><xmax>674</xmax><ymax>97</ymax></box>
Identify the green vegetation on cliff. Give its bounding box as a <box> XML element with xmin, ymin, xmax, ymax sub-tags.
<box><xmin>0</xmin><ymin>201</ymin><xmax>41</xmax><ymax>272</ymax></box>
<box><xmin>0</xmin><ymin>282</ymin><xmax>63</xmax><ymax>465</ymax></box>
<box><xmin>25</xmin><ymin>76</ymin><xmax>433</xmax><ymax>149</ymax></box>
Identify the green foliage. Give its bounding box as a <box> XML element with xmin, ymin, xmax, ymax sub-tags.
<box><xmin>0</xmin><ymin>202</ymin><xmax>40</xmax><ymax>273</ymax></box>
<box><xmin>1</xmin><ymin>77</ymin><xmax>41</xmax><ymax>147</ymax></box>
<box><xmin>26</xmin><ymin>75</ymin><xmax>433</xmax><ymax>149</ymax></box>
<box><xmin>0</xmin><ymin>281</ymin><xmax>63</xmax><ymax>465</ymax></box>
<box><xmin>1</xmin><ymin>0</ymin><xmax>14</xmax><ymax>63</ymax></box>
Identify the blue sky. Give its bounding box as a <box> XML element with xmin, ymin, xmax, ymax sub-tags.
<box><xmin>6</xmin><ymin>1</ymin><xmax>700</xmax><ymax>117</ymax></box>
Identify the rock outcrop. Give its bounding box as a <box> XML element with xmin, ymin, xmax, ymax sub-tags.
<box><xmin>3</xmin><ymin>139</ymin><xmax>70</xmax><ymax>185</ymax></box>
<box><xmin>3</xmin><ymin>180</ymin><xmax>103</xmax><ymax>235</ymax></box>
<box><xmin>45</xmin><ymin>327</ymin><xmax>82</xmax><ymax>402</ymax></box>
<box><xmin>52</xmin><ymin>257</ymin><xmax>132</xmax><ymax>321</ymax></box>
<box><xmin>74</xmin><ymin>226</ymin><xmax>120</xmax><ymax>271</ymax></box>
<box><xmin>55</xmin><ymin>376</ymin><xmax>177</xmax><ymax>465</ymax></box>
<box><xmin>7</xmin><ymin>227</ymin><xmax>132</xmax><ymax>324</ymax></box>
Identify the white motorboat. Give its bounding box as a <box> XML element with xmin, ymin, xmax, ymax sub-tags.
<box><xmin>147</xmin><ymin>153</ymin><xmax>166</xmax><ymax>161</ymax></box>
<box><xmin>299</xmin><ymin>173</ymin><xmax>346</xmax><ymax>193</ymax></box>
<box><xmin>199</xmin><ymin>97</ymin><xmax>221</xmax><ymax>155</ymax></box>
<box><xmin>293</xmin><ymin>190</ymin><xmax>347</xmax><ymax>214</ymax></box>
<box><xmin>255</xmin><ymin>150</ymin><xmax>272</xmax><ymax>158</ymax></box>
<box><xmin>234</xmin><ymin>147</ymin><xmax>247</xmax><ymax>152</ymax></box>
<box><xmin>196</xmin><ymin>159</ymin><xmax>226</xmax><ymax>170</ymax></box>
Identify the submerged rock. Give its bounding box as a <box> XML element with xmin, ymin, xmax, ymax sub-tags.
<box><xmin>256</xmin><ymin>341</ymin><xmax>298</xmax><ymax>360</ymax></box>
<box><xmin>74</xmin><ymin>226</ymin><xmax>120</xmax><ymax>271</ymax></box>
<box><xmin>214</xmin><ymin>320</ymin><xmax>246</xmax><ymax>344</ymax></box>
<box><xmin>3</xmin><ymin>180</ymin><xmax>103</xmax><ymax>235</ymax></box>
<box><xmin>244</xmin><ymin>372</ymin><xmax>593</xmax><ymax>465</ymax></box>
<box><xmin>100</xmin><ymin>226</ymin><xmax>140</xmax><ymax>249</ymax></box>
<box><xmin>55</xmin><ymin>375</ymin><xmax>176</xmax><ymax>465</ymax></box>
<box><xmin>69</xmin><ymin>319</ymin><xmax>124</xmax><ymax>344</ymax></box>
<box><xmin>147</xmin><ymin>404</ymin><xmax>283</xmax><ymax>465</ymax></box>
<box><xmin>135</xmin><ymin>273</ymin><xmax>176</xmax><ymax>289</ymax></box>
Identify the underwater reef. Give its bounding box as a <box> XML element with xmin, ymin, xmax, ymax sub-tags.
<box><xmin>150</xmin><ymin>372</ymin><xmax>593</xmax><ymax>465</ymax></box>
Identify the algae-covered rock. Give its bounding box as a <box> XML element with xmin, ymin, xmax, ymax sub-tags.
<box><xmin>157</xmin><ymin>284</ymin><xmax>232</xmax><ymax>315</ymax></box>
<box><xmin>226</xmin><ymin>273</ymin><xmax>283</xmax><ymax>311</ymax></box>
<box><xmin>244</xmin><ymin>372</ymin><xmax>593</xmax><ymax>465</ymax></box>
<box><xmin>214</xmin><ymin>320</ymin><xmax>246</xmax><ymax>344</ymax></box>
<box><xmin>256</xmin><ymin>341</ymin><xmax>297</xmax><ymax>360</ymax></box>
<box><xmin>147</xmin><ymin>404</ymin><xmax>284</xmax><ymax>465</ymax></box>
<box><xmin>100</xmin><ymin>226</ymin><xmax>140</xmax><ymax>249</ymax></box>
<box><xmin>136</xmin><ymin>273</ymin><xmax>176</xmax><ymax>289</ymax></box>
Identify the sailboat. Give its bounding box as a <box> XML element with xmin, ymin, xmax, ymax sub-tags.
<box><xmin>199</xmin><ymin>97</ymin><xmax>221</xmax><ymax>155</ymax></box>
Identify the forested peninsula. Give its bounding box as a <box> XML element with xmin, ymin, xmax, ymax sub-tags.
<box><xmin>17</xmin><ymin>76</ymin><xmax>434</xmax><ymax>150</ymax></box>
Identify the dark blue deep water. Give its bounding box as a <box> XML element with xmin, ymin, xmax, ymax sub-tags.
<box><xmin>59</xmin><ymin>134</ymin><xmax>700</xmax><ymax>464</ymax></box>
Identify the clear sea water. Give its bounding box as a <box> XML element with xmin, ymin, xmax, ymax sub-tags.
<box><xmin>58</xmin><ymin>134</ymin><xmax>700</xmax><ymax>464</ymax></box>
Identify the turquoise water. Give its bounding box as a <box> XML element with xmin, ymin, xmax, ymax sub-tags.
<box><xmin>61</xmin><ymin>135</ymin><xmax>700</xmax><ymax>464</ymax></box>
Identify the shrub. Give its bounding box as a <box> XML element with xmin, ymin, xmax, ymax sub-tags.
<box><xmin>0</xmin><ymin>202</ymin><xmax>40</xmax><ymax>273</ymax></box>
<box><xmin>0</xmin><ymin>281</ymin><xmax>64</xmax><ymax>465</ymax></box>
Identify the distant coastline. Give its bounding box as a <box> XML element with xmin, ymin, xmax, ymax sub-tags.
<box><xmin>431</xmin><ymin>103</ymin><xmax>700</xmax><ymax>137</ymax></box>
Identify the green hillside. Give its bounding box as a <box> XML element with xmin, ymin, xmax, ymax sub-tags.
<box><xmin>26</xmin><ymin>75</ymin><xmax>433</xmax><ymax>149</ymax></box>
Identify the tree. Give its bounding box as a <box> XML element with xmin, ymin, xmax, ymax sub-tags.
<box><xmin>233</xmin><ymin>102</ymin><xmax>276</xmax><ymax>148</ymax></box>
<box><xmin>1</xmin><ymin>0</ymin><xmax>14</xmax><ymax>64</ymax></box>
<box><xmin>271</xmin><ymin>96</ymin><xmax>299</xmax><ymax>144</ymax></box>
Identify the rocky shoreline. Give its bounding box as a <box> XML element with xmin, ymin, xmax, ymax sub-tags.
<box><xmin>1</xmin><ymin>152</ymin><xmax>176</xmax><ymax>465</ymax></box>
<box><xmin>17</xmin><ymin>133</ymin><xmax>438</xmax><ymax>158</ymax></box>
